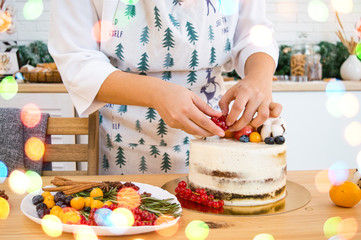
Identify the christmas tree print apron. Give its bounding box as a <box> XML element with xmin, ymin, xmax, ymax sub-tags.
<box><xmin>98</xmin><ymin>0</ymin><xmax>238</xmax><ymax>175</ymax></box>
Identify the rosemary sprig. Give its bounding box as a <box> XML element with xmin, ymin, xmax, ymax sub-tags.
<box><xmin>140</xmin><ymin>196</ymin><xmax>181</xmax><ymax>217</ymax></box>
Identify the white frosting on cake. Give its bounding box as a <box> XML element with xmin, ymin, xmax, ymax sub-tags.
<box><xmin>188</xmin><ymin>137</ymin><xmax>287</xmax><ymax>206</ymax></box>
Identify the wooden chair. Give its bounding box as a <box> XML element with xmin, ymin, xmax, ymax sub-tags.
<box><xmin>42</xmin><ymin>111</ymin><xmax>99</xmax><ymax>176</ymax></box>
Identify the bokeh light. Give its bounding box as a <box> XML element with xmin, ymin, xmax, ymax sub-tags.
<box><xmin>92</xmin><ymin>20</ymin><xmax>113</xmax><ymax>43</ymax></box>
<box><xmin>0</xmin><ymin>161</ymin><xmax>8</xmax><ymax>183</ymax></box>
<box><xmin>185</xmin><ymin>220</ymin><xmax>209</xmax><ymax>240</ymax></box>
<box><xmin>249</xmin><ymin>25</ymin><xmax>273</xmax><ymax>48</ymax></box>
<box><xmin>0</xmin><ymin>197</ymin><xmax>10</xmax><ymax>220</ymax></box>
<box><xmin>332</xmin><ymin>0</ymin><xmax>353</xmax><ymax>14</ymax></box>
<box><xmin>326</xmin><ymin>81</ymin><xmax>345</xmax><ymax>97</ymax></box>
<box><xmin>74</xmin><ymin>226</ymin><xmax>98</xmax><ymax>240</ymax></box>
<box><xmin>21</xmin><ymin>103</ymin><xmax>41</xmax><ymax>128</ymax></box>
<box><xmin>9</xmin><ymin>170</ymin><xmax>29</xmax><ymax>194</ymax></box>
<box><xmin>0</xmin><ymin>76</ymin><xmax>18</xmax><ymax>100</ymax></box>
<box><xmin>94</xmin><ymin>208</ymin><xmax>113</xmax><ymax>226</ymax></box>
<box><xmin>324</xmin><ymin>217</ymin><xmax>343</xmax><ymax>239</ymax></box>
<box><xmin>344</xmin><ymin>121</ymin><xmax>361</xmax><ymax>146</ymax></box>
<box><xmin>328</xmin><ymin>161</ymin><xmax>349</xmax><ymax>186</ymax></box>
<box><xmin>23</xmin><ymin>0</ymin><xmax>43</xmax><ymax>20</ymax></box>
<box><xmin>253</xmin><ymin>233</ymin><xmax>275</xmax><ymax>240</ymax></box>
<box><xmin>116</xmin><ymin>187</ymin><xmax>141</xmax><ymax>210</ymax></box>
<box><xmin>308</xmin><ymin>0</ymin><xmax>329</xmax><ymax>22</ymax></box>
<box><xmin>155</xmin><ymin>215</ymin><xmax>178</xmax><ymax>237</ymax></box>
<box><xmin>315</xmin><ymin>169</ymin><xmax>332</xmax><ymax>193</ymax></box>
<box><xmin>25</xmin><ymin>170</ymin><xmax>42</xmax><ymax>193</ymax></box>
<box><xmin>218</xmin><ymin>0</ymin><xmax>238</xmax><ymax>16</ymax></box>
<box><xmin>25</xmin><ymin>137</ymin><xmax>45</xmax><ymax>161</ymax></box>
<box><xmin>356</xmin><ymin>43</ymin><xmax>361</xmax><ymax>61</ymax></box>
<box><xmin>41</xmin><ymin>214</ymin><xmax>62</xmax><ymax>238</ymax></box>
<box><xmin>326</xmin><ymin>94</ymin><xmax>343</xmax><ymax>118</ymax></box>
<box><xmin>340</xmin><ymin>93</ymin><xmax>359</xmax><ymax>118</ymax></box>
<box><xmin>111</xmin><ymin>207</ymin><xmax>134</xmax><ymax>227</ymax></box>
<box><xmin>337</xmin><ymin>218</ymin><xmax>358</xmax><ymax>240</ymax></box>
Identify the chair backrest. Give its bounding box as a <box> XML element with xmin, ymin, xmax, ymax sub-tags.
<box><xmin>42</xmin><ymin>111</ymin><xmax>99</xmax><ymax>176</ymax></box>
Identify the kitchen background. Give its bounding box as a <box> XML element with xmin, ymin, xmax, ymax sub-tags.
<box><xmin>0</xmin><ymin>0</ymin><xmax>361</xmax><ymax>172</ymax></box>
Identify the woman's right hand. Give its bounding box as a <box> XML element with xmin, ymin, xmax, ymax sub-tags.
<box><xmin>152</xmin><ymin>82</ymin><xmax>225</xmax><ymax>137</ymax></box>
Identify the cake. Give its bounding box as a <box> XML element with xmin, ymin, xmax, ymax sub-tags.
<box><xmin>188</xmin><ymin>118</ymin><xmax>287</xmax><ymax>207</ymax></box>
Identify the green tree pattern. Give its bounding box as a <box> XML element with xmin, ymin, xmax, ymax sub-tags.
<box><xmin>173</xmin><ymin>0</ymin><xmax>180</xmax><ymax>6</ymax></box>
<box><xmin>163</xmin><ymin>27</ymin><xmax>175</xmax><ymax>50</ymax></box>
<box><xmin>163</xmin><ymin>53</ymin><xmax>174</xmax><ymax>69</ymax></box>
<box><xmin>169</xmin><ymin>14</ymin><xmax>180</xmax><ymax>29</ymax></box>
<box><xmin>135</xmin><ymin>120</ymin><xmax>142</xmax><ymax>132</ymax></box>
<box><xmin>154</xmin><ymin>6</ymin><xmax>162</xmax><ymax>31</ymax></box>
<box><xmin>102</xmin><ymin>154</ymin><xmax>109</xmax><ymax>170</ymax></box>
<box><xmin>173</xmin><ymin>145</ymin><xmax>181</xmax><ymax>153</ymax></box>
<box><xmin>115</xmin><ymin>146</ymin><xmax>126</xmax><ymax>168</ymax></box>
<box><xmin>160</xmin><ymin>139</ymin><xmax>167</xmax><ymax>146</ymax></box>
<box><xmin>140</xmin><ymin>26</ymin><xmax>149</xmax><ymax>46</ymax></box>
<box><xmin>208</xmin><ymin>25</ymin><xmax>215</xmax><ymax>42</ymax></box>
<box><xmin>145</xmin><ymin>107</ymin><xmax>157</xmax><ymax>122</ymax></box>
<box><xmin>114</xmin><ymin>133</ymin><xmax>122</xmax><ymax>142</ymax></box>
<box><xmin>115</xmin><ymin>43</ymin><xmax>124</xmax><ymax>62</ymax></box>
<box><xmin>118</xmin><ymin>105</ymin><xmax>127</xmax><ymax>115</ymax></box>
<box><xmin>210</xmin><ymin>47</ymin><xmax>216</xmax><ymax>65</ymax></box>
<box><xmin>189</xmin><ymin>50</ymin><xmax>199</xmax><ymax>70</ymax></box>
<box><xmin>183</xmin><ymin>136</ymin><xmax>190</xmax><ymax>145</ymax></box>
<box><xmin>162</xmin><ymin>71</ymin><xmax>172</xmax><ymax>81</ymax></box>
<box><xmin>187</xmin><ymin>71</ymin><xmax>197</xmax><ymax>85</ymax></box>
<box><xmin>224</xmin><ymin>38</ymin><xmax>231</xmax><ymax>53</ymax></box>
<box><xmin>99</xmin><ymin>114</ymin><xmax>103</xmax><ymax>125</ymax></box>
<box><xmin>139</xmin><ymin>156</ymin><xmax>148</xmax><ymax>173</ymax></box>
<box><xmin>125</xmin><ymin>4</ymin><xmax>136</xmax><ymax>19</ymax></box>
<box><xmin>137</xmin><ymin>52</ymin><xmax>149</xmax><ymax>74</ymax></box>
<box><xmin>157</xmin><ymin>118</ymin><xmax>168</xmax><ymax>138</ymax></box>
<box><xmin>186</xmin><ymin>21</ymin><xmax>198</xmax><ymax>45</ymax></box>
<box><xmin>185</xmin><ymin>150</ymin><xmax>189</xmax><ymax>166</ymax></box>
<box><xmin>161</xmin><ymin>152</ymin><xmax>171</xmax><ymax>173</ymax></box>
<box><xmin>129</xmin><ymin>143</ymin><xmax>138</xmax><ymax>149</ymax></box>
<box><xmin>138</xmin><ymin>138</ymin><xmax>145</xmax><ymax>145</ymax></box>
<box><xmin>106</xmin><ymin>133</ymin><xmax>113</xmax><ymax>150</ymax></box>
<box><xmin>150</xmin><ymin>145</ymin><xmax>160</xmax><ymax>158</ymax></box>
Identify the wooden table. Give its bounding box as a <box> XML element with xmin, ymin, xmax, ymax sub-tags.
<box><xmin>1</xmin><ymin>170</ymin><xmax>360</xmax><ymax>239</ymax></box>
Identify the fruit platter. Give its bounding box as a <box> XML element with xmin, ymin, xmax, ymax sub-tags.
<box><xmin>20</xmin><ymin>177</ymin><xmax>181</xmax><ymax>236</ymax></box>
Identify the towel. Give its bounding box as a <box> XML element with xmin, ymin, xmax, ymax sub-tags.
<box><xmin>0</xmin><ymin>108</ymin><xmax>50</xmax><ymax>175</ymax></box>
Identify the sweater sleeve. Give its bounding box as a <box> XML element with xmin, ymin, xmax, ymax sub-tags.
<box><xmin>48</xmin><ymin>0</ymin><xmax>118</xmax><ymax>116</ymax></box>
<box><xmin>226</xmin><ymin>0</ymin><xmax>279</xmax><ymax>79</ymax></box>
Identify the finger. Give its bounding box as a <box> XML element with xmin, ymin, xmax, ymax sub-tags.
<box><xmin>182</xmin><ymin>117</ymin><xmax>217</xmax><ymax>137</ymax></box>
<box><xmin>218</xmin><ymin>88</ymin><xmax>235</xmax><ymax>116</ymax></box>
<box><xmin>188</xmin><ymin>107</ymin><xmax>225</xmax><ymax>137</ymax></box>
<box><xmin>269</xmin><ymin>102</ymin><xmax>283</xmax><ymax>118</ymax></box>
<box><xmin>193</xmin><ymin>95</ymin><xmax>222</xmax><ymax>118</ymax></box>
<box><xmin>225</xmin><ymin>96</ymin><xmax>248</xmax><ymax>127</ymax></box>
<box><xmin>250</xmin><ymin>101</ymin><xmax>270</xmax><ymax>128</ymax></box>
<box><xmin>229</xmin><ymin>99</ymin><xmax>259</xmax><ymax>131</ymax></box>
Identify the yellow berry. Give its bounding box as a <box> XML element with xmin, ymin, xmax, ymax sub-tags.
<box><xmin>70</xmin><ymin>197</ymin><xmax>85</xmax><ymax>211</ymax></box>
<box><xmin>42</xmin><ymin>191</ymin><xmax>53</xmax><ymax>199</ymax></box>
<box><xmin>84</xmin><ymin>197</ymin><xmax>94</xmax><ymax>208</ymax></box>
<box><xmin>90</xmin><ymin>200</ymin><xmax>104</xmax><ymax>209</ymax></box>
<box><xmin>90</xmin><ymin>188</ymin><xmax>103</xmax><ymax>199</ymax></box>
<box><xmin>43</xmin><ymin>195</ymin><xmax>55</xmax><ymax>209</ymax></box>
<box><xmin>104</xmin><ymin>201</ymin><xmax>112</xmax><ymax>207</ymax></box>
<box><xmin>249</xmin><ymin>132</ymin><xmax>261</xmax><ymax>143</ymax></box>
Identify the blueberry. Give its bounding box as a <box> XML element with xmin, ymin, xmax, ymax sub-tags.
<box><xmin>54</xmin><ymin>192</ymin><xmax>66</xmax><ymax>202</ymax></box>
<box><xmin>264</xmin><ymin>137</ymin><xmax>275</xmax><ymax>145</ymax></box>
<box><xmin>37</xmin><ymin>208</ymin><xmax>50</xmax><ymax>218</ymax></box>
<box><xmin>61</xmin><ymin>205</ymin><xmax>67</xmax><ymax>209</ymax></box>
<box><xmin>32</xmin><ymin>195</ymin><xmax>44</xmax><ymax>205</ymax></box>
<box><xmin>36</xmin><ymin>202</ymin><xmax>48</xmax><ymax>212</ymax></box>
<box><xmin>274</xmin><ymin>136</ymin><xmax>285</xmax><ymax>144</ymax></box>
<box><xmin>55</xmin><ymin>201</ymin><xmax>64</xmax><ymax>207</ymax></box>
<box><xmin>239</xmin><ymin>135</ymin><xmax>249</xmax><ymax>143</ymax></box>
<box><xmin>64</xmin><ymin>196</ymin><xmax>73</xmax><ymax>206</ymax></box>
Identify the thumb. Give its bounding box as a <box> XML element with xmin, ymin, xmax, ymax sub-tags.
<box><xmin>192</xmin><ymin>95</ymin><xmax>222</xmax><ymax>118</ymax></box>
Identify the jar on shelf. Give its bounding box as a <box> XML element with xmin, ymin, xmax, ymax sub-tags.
<box><xmin>290</xmin><ymin>44</ymin><xmax>313</xmax><ymax>82</ymax></box>
<box><xmin>306</xmin><ymin>52</ymin><xmax>322</xmax><ymax>81</ymax></box>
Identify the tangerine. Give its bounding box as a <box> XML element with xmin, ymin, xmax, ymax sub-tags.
<box><xmin>90</xmin><ymin>188</ymin><xmax>103</xmax><ymax>199</ymax></box>
<box><xmin>329</xmin><ymin>181</ymin><xmax>361</xmax><ymax>208</ymax></box>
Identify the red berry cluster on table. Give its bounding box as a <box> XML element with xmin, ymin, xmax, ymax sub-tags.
<box><xmin>175</xmin><ymin>181</ymin><xmax>224</xmax><ymax>209</ymax></box>
<box><xmin>211</xmin><ymin>115</ymin><xmax>286</xmax><ymax>145</ymax></box>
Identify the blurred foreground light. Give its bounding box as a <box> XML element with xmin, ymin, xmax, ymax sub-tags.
<box><xmin>74</xmin><ymin>226</ymin><xmax>98</xmax><ymax>240</ymax></box>
<box><xmin>94</xmin><ymin>208</ymin><xmax>112</xmax><ymax>226</ymax></box>
<box><xmin>339</xmin><ymin>93</ymin><xmax>359</xmax><ymax>118</ymax></box>
<box><xmin>0</xmin><ymin>161</ymin><xmax>8</xmax><ymax>183</ymax></box>
<box><xmin>218</xmin><ymin>0</ymin><xmax>238</xmax><ymax>16</ymax></box>
<box><xmin>116</xmin><ymin>187</ymin><xmax>141</xmax><ymax>210</ymax></box>
<box><xmin>332</xmin><ymin>0</ymin><xmax>353</xmax><ymax>14</ymax></box>
<box><xmin>249</xmin><ymin>25</ymin><xmax>273</xmax><ymax>48</ymax></box>
<box><xmin>337</xmin><ymin>218</ymin><xmax>358</xmax><ymax>240</ymax></box>
<box><xmin>92</xmin><ymin>20</ymin><xmax>113</xmax><ymax>43</ymax></box>
<box><xmin>344</xmin><ymin>122</ymin><xmax>361</xmax><ymax>146</ymax></box>
<box><xmin>23</xmin><ymin>0</ymin><xmax>43</xmax><ymax>20</ymax></box>
<box><xmin>0</xmin><ymin>76</ymin><xmax>18</xmax><ymax>100</ymax></box>
<box><xmin>356</xmin><ymin>43</ymin><xmax>361</xmax><ymax>61</ymax></box>
<box><xmin>25</xmin><ymin>137</ymin><xmax>45</xmax><ymax>161</ymax></box>
<box><xmin>111</xmin><ymin>207</ymin><xmax>134</xmax><ymax>227</ymax></box>
<box><xmin>0</xmin><ymin>197</ymin><xmax>10</xmax><ymax>220</ymax></box>
<box><xmin>41</xmin><ymin>214</ymin><xmax>62</xmax><ymax>238</ymax></box>
<box><xmin>324</xmin><ymin>216</ymin><xmax>343</xmax><ymax>239</ymax></box>
<box><xmin>308</xmin><ymin>0</ymin><xmax>329</xmax><ymax>22</ymax></box>
<box><xmin>326</xmin><ymin>94</ymin><xmax>343</xmax><ymax>118</ymax></box>
<box><xmin>9</xmin><ymin>170</ymin><xmax>29</xmax><ymax>194</ymax></box>
<box><xmin>328</xmin><ymin>161</ymin><xmax>349</xmax><ymax>186</ymax></box>
<box><xmin>253</xmin><ymin>233</ymin><xmax>275</xmax><ymax>240</ymax></box>
<box><xmin>185</xmin><ymin>220</ymin><xmax>209</xmax><ymax>240</ymax></box>
<box><xmin>155</xmin><ymin>215</ymin><xmax>178</xmax><ymax>237</ymax></box>
<box><xmin>315</xmin><ymin>169</ymin><xmax>332</xmax><ymax>193</ymax></box>
<box><xmin>25</xmin><ymin>170</ymin><xmax>42</xmax><ymax>193</ymax></box>
<box><xmin>326</xmin><ymin>81</ymin><xmax>345</xmax><ymax>97</ymax></box>
<box><xmin>21</xmin><ymin>103</ymin><xmax>41</xmax><ymax>128</ymax></box>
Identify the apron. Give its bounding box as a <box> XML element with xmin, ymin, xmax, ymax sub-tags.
<box><xmin>98</xmin><ymin>0</ymin><xmax>238</xmax><ymax>174</ymax></box>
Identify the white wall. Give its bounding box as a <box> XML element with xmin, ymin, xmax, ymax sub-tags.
<box><xmin>2</xmin><ymin>0</ymin><xmax>360</xmax><ymax>45</ymax></box>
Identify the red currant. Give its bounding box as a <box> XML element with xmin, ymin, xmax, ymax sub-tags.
<box><xmin>178</xmin><ymin>181</ymin><xmax>187</xmax><ymax>188</ymax></box>
<box><xmin>211</xmin><ymin>115</ymin><xmax>229</xmax><ymax>131</ymax></box>
<box><xmin>208</xmin><ymin>194</ymin><xmax>214</xmax><ymax>200</ymax></box>
<box><xmin>218</xmin><ymin>200</ymin><xmax>224</xmax><ymax>207</ymax></box>
<box><xmin>175</xmin><ymin>187</ymin><xmax>181</xmax><ymax>193</ymax></box>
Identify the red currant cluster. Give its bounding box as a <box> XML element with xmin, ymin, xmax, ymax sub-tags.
<box><xmin>175</xmin><ymin>181</ymin><xmax>224</xmax><ymax>209</ymax></box>
<box><xmin>211</xmin><ymin>115</ymin><xmax>229</xmax><ymax>131</ymax></box>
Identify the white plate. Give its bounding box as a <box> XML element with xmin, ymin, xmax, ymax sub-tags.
<box><xmin>21</xmin><ymin>182</ymin><xmax>181</xmax><ymax>236</ymax></box>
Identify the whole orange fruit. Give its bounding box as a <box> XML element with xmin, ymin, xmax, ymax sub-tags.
<box><xmin>329</xmin><ymin>181</ymin><xmax>361</xmax><ymax>208</ymax></box>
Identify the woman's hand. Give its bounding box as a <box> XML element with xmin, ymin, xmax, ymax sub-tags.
<box><xmin>153</xmin><ymin>83</ymin><xmax>225</xmax><ymax>137</ymax></box>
